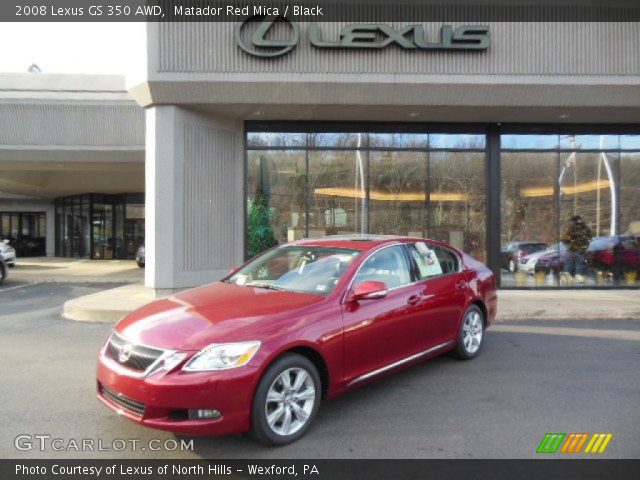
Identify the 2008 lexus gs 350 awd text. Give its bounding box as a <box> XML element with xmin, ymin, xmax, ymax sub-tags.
<box><xmin>97</xmin><ymin>236</ymin><xmax>497</xmax><ymax>445</ymax></box>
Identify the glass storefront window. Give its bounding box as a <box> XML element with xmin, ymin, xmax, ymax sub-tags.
<box><xmin>308</xmin><ymin>150</ymin><xmax>365</xmax><ymax>237</ymax></box>
<box><xmin>369</xmin><ymin>133</ymin><xmax>428</xmax><ymax>149</ymax></box>
<box><xmin>500</xmin><ymin>133</ymin><xmax>639</xmax><ymax>288</ymax></box>
<box><xmin>368</xmin><ymin>151</ymin><xmax>427</xmax><ymax>236</ymax></box>
<box><xmin>429</xmin><ymin>151</ymin><xmax>486</xmax><ymax>262</ymax></box>
<box><xmin>429</xmin><ymin>134</ymin><xmax>485</xmax><ymax>149</ymax></box>
<box><xmin>247</xmin><ymin>132</ymin><xmax>307</xmax><ymax>148</ymax></box>
<box><xmin>53</xmin><ymin>193</ymin><xmax>144</xmax><ymax>260</ymax></box>
<box><xmin>501</xmin><ymin>134</ymin><xmax>559</xmax><ymax>150</ymax></box>
<box><xmin>559</xmin><ymin>134</ymin><xmax>619</xmax><ymax>150</ymax></box>
<box><xmin>246</xmin><ymin>130</ymin><xmax>487</xmax><ymax>262</ymax></box>
<box><xmin>620</xmin><ymin>153</ymin><xmax>640</xmax><ymax>286</ymax></box>
<box><xmin>0</xmin><ymin>211</ymin><xmax>47</xmax><ymax>257</ymax></box>
<box><xmin>247</xmin><ymin>151</ymin><xmax>306</xmax><ymax>257</ymax></box>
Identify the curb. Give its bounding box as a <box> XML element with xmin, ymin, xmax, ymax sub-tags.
<box><xmin>63</xmin><ymin>299</ymin><xmax>130</xmax><ymax>323</ymax></box>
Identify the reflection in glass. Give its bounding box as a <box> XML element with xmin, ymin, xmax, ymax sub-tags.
<box><xmin>429</xmin><ymin>151</ymin><xmax>486</xmax><ymax>262</ymax></box>
<box><xmin>309</xmin><ymin>132</ymin><xmax>366</xmax><ymax>149</ymax></box>
<box><xmin>429</xmin><ymin>134</ymin><xmax>485</xmax><ymax>149</ymax></box>
<box><xmin>369</xmin><ymin>133</ymin><xmax>428</xmax><ymax>149</ymax></box>
<box><xmin>368</xmin><ymin>151</ymin><xmax>427</xmax><ymax>236</ymax></box>
<box><xmin>559</xmin><ymin>135</ymin><xmax>619</xmax><ymax>150</ymax></box>
<box><xmin>308</xmin><ymin>149</ymin><xmax>365</xmax><ymax>238</ymax></box>
<box><xmin>501</xmin><ymin>134</ymin><xmax>559</xmax><ymax>150</ymax></box>
<box><xmin>247</xmin><ymin>151</ymin><xmax>306</xmax><ymax>257</ymax></box>
<box><xmin>247</xmin><ymin>132</ymin><xmax>307</xmax><ymax>148</ymax></box>
<box><xmin>620</xmin><ymin>153</ymin><xmax>640</xmax><ymax>286</ymax></box>
<box><xmin>500</xmin><ymin>152</ymin><xmax>558</xmax><ymax>287</ymax></box>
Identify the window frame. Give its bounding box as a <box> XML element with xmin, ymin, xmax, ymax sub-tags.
<box><xmin>405</xmin><ymin>242</ymin><xmax>463</xmax><ymax>282</ymax></box>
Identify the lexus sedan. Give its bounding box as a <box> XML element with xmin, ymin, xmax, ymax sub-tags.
<box><xmin>97</xmin><ymin>236</ymin><xmax>497</xmax><ymax>445</ymax></box>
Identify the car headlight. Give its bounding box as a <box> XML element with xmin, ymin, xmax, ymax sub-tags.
<box><xmin>182</xmin><ymin>341</ymin><xmax>261</xmax><ymax>372</ymax></box>
<box><xmin>145</xmin><ymin>351</ymin><xmax>188</xmax><ymax>376</ymax></box>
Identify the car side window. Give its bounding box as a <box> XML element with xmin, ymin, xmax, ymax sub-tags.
<box><xmin>408</xmin><ymin>243</ymin><xmax>460</xmax><ymax>279</ymax></box>
<box><xmin>353</xmin><ymin>245</ymin><xmax>412</xmax><ymax>289</ymax></box>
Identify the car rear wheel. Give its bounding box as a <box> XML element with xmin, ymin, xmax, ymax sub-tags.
<box><xmin>0</xmin><ymin>261</ymin><xmax>6</xmax><ymax>285</ymax></box>
<box><xmin>250</xmin><ymin>353</ymin><xmax>321</xmax><ymax>446</ymax></box>
<box><xmin>453</xmin><ymin>305</ymin><xmax>485</xmax><ymax>360</ymax></box>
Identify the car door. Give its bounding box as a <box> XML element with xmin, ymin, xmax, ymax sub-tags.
<box><xmin>406</xmin><ymin>242</ymin><xmax>468</xmax><ymax>347</ymax></box>
<box><xmin>341</xmin><ymin>244</ymin><xmax>426</xmax><ymax>384</ymax></box>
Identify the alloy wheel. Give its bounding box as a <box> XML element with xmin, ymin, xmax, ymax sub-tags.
<box><xmin>265</xmin><ymin>367</ymin><xmax>316</xmax><ymax>436</ymax></box>
<box><xmin>462</xmin><ymin>310</ymin><xmax>483</xmax><ymax>354</ymax></box>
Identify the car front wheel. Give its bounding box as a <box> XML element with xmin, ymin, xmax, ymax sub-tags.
<box><xmin>251</xmin><ymin>353</ymin><xmax>321</xmax><ymax>446</ymax></box>
<box><xmin>453</xmin><ymin>305</ymin><xmax>485</xmax><ymax>360</ymax></box>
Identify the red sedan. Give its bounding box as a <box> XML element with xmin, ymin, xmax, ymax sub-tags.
<box><xmin>97</xmin><ymin>236</ymin><xmax>497</xmax><ymax>445</ymax></box>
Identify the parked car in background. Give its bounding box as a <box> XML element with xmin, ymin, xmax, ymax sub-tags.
<box><xmin>588</xmin><ymin>235</ymin><xmax>640</xmax><ymax>272</ymax></box>
<box><xmin>136</xmin><ymin>245</ymin><xmax>145</xmax><ymax>268</ymax></box>
<box><xmin>0</xmin><ymin>239</ymin><xmax>16</xmax><ymax>267</ymax></box>
<box><xmin>534</xmin><ymin>236</ymin><xmax>640</xmax><ymax>276</ymax></box>
<box><xmin>0</xmin><ymin>254</ymin><xmax>7</xmax><ymax>285</ymax></box>
<box><xmin>520</xmin><ymin>243</ymin><xmax>567</xmax><ymax>274</ymax></box>
<box><xmin>97</xmin><ymin>236</ymin><xmax>497</xmax><ymax>445</ymax></box>
<box><xmin>500</xmin><ymin>241</ymin><xmax>548</xmax><ymax>272</ymax></box>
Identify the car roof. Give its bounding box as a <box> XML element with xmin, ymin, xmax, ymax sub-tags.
<box><xmin>286</xmin><ymin>235</ymin><xmax>451</xmax><ymax>252</ymax></box>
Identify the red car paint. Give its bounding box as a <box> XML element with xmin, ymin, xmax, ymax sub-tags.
<box><xmin>97</xmin><ymin>236</ymin><xmax>497</xmax><ymax>436</ymax></box>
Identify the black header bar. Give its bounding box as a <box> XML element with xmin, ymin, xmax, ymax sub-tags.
<box><xmin>3</xmin><ymin>0</ymin><xmax>640</xmax><ymax>22</ymax></box>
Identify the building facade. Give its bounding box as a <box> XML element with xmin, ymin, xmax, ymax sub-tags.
<box><xmin>132</xmin><ymin>20</ymin><xmax>640</xmax><ymax>291</ymax></box>
<box><xmin>2</xmin><ymin>19</ymin><xmax>639</xmax><ymax>291</ymax></box>
<box><xmin>0</xmin><ymin>74</ymin><xmax>145</xmax><ymax>259</ymax></box>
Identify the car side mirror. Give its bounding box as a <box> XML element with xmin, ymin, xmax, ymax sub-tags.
<box><xmin>351</xmin><ymin>281</ymin><xmax>388</xmax><ymax>301</ymax></box>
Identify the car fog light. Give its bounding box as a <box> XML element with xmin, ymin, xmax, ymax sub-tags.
<box><xmin>188</xmin><ymin>409</ymin><xmax>221</xmax><ymax>420</ymax></box>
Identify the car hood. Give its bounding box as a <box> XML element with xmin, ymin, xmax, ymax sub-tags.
<box><xmin>115</xmin><ymin>282</ymin><xmax>325</xmax><ymax>350</ymax></box>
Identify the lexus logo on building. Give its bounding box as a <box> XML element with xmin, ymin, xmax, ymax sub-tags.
<box><xmin>235</xmin><ymin>15</ymin><xmax>300</xmax><ymax>57</ymax></box>
<box><xmin>118</xmin><ymin>344</ymin><xmax>132</xmax><ymax>363</ymax></box>
<box><xmin>235</xmin><ymin>16</ymin><xmax>490</xmax><ymax>58</ymax></box>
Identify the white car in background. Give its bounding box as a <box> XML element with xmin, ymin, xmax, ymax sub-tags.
<box><xmin>519</xmin><ymin>242</ymin><xmax>566</xmax><ymax>274</ymax></box>
<box><xmin>0</xmin><ymin>239</ymin><xmax>16</xmax><ymax>267</ymax></box>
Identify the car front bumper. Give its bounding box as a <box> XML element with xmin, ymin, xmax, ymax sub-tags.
<box><xmin>96</xmin><ymin>352</ymin><xmax>259</xmax><ymax>436</ymax></box>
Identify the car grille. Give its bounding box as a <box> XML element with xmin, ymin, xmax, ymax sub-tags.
<box><xmin>101</xmin><ymin>385</ymin><xmax>146</xmax><ymax>416</ymax></box>
<box><xmin>105</xmin><ymin>331</ymin><xmax>165</xmax><ymax>373</ymax></box>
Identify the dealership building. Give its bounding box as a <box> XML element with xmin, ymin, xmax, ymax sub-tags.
<box><xmin>1</xmin><ymin>19</ymin><xmax>639</xmax><ymax>291</ymax></box>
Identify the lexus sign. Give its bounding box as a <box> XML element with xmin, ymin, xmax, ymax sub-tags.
<box><xmin>235</xmin><ymin>16</ymin><xmax>491</xmax><ymax>58</ymax></box>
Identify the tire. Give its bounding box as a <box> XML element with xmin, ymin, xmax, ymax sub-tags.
<box><xmin>136</xmin><ymin>261</ymin><xmax>145</xmax><ymax>268</ymax></box>
<box><xmin>453</xmin><ymin>305</ymin><xmax>485</xmax><ymax>360</ymax></box>
<box><xmin>250</xmin><ymin>353</ymin><xmax>321</xmax><ymax>446</ymax></box>
<box><xmin>0</xmin><ymin>262</ymin><xmax>6</xmax><ymax>285</ymax></box>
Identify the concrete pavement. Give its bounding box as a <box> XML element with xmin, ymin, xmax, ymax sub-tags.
<box><xmin>6</xmin><ymin>257</ymin><xmax>143</xmax><ymax>284</ymax></box>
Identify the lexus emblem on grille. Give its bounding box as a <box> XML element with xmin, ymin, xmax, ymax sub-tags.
<box><xmin>119</xmin><ymin>344</ymin><xmax>133</xmax><ymax>363</ymax></box>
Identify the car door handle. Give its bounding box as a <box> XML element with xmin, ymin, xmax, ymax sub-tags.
<box><xmin>407</xmin><ymin>295</ymin><xmax>422</xmax><ymax>305</ymax></box>
<box><xmin>455</xmin><ymin>280</ymin><xmax>466</xmax><ymax>290</ymax></box>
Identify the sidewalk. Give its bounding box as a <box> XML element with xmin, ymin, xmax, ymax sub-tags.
<box><xmin>62</xmin><ymin>285</ymin><xmax>640</xmax><ymax>323</ymax></box>
<box><xmin>8</xmin><ymin>257</ymin><xmax>143</xmax><ymax>284</ymax></box>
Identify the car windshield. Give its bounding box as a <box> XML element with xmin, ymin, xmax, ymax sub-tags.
<box><xmin>226</xmin><ymin>246</ymin><xmax>361</xmax><ymax>295</ymax></box>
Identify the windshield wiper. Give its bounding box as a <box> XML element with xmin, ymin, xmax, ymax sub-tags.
<box><xmin>246</xmin><ymin>282</ymin><xmax>288</xmax><ymax>292</ymax></box>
